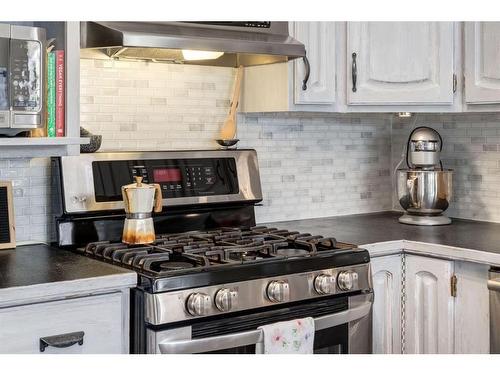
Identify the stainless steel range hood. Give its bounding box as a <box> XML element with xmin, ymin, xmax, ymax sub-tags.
<box><xmin>80</xmin><ymin>21</ymin><xmax>305</xmax><ymax>67</ymax></box>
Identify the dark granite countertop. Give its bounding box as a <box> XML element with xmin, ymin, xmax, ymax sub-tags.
<box><xmin>0</xmin><ymin>244</ymin><xmax>136</xmax><ymax>301</ymax></box>
<box><xmin>263</xmin><ymin>211</ymin><xmax>500</xmax><ymax>255</ymax></box>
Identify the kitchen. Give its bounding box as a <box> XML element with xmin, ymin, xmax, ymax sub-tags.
<box><xmin>1</xmin><ymin>0</ymin><xmax>500</xmax><ymax>371</ymax></box>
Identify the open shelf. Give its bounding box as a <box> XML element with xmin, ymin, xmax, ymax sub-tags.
<box><xmin>0</xmin><ymin>137</ymin><xmax>89</xmax><ymax>158</ymax></box>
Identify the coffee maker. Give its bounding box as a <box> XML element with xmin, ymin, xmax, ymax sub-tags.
<box><xmin>397</xmin><ymin>127</ymin><xmax>453</xmax><ymax>226</ymax></box>
<box><xmin>122</xmin><ymin>176</ymin><xmax>163</xmax><ymax>244</ymax></box>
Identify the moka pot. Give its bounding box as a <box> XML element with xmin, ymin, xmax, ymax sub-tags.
<box><xmin>121</xmin><ymin>176</ymin><xmax>162</xmax><ymax>244</ymax></box>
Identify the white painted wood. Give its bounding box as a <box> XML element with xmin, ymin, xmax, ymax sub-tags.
<box><xmin>293</xmin><ymin>22</ymin><xmax>336</xmax><ymax>105</ymax></box>
<box><xmin>0</xmin><ymin>273</ymin><xmax>136</xmax><ymax>308</ymax></box>
<box><xmin>241</xmin><ymin>22</ymin><xmax>338</xmax><ymax>112</ymax></box>
<box><xmin>454</xmin><ymin>261</ymin><xmax>490</xmax><ymax>353</ymax></box>
<box><xmin>364</xmin><ymin>240</ymin><xmax>500</xmax><ymax>268</ymax></box>
<box><xmin>371</xmin><ymin>255</ymin><xmax>402</xmax><ymax>354</ymax></box>
<box><xmin>465</xmin><ymin>22</ymin><xmax>500</xmax><ymax>104</ymax></box>
<box><xmin>346</xmin><ymin>22</ymin><xmax>455</xmax><ymax>106</ymax></box>
<box><xmin>405</xmin><ymin>255</ymin><xmax>454</xmax><ymax>354</ymax></box>
<box><xmin>0</xmin><ymin>292</ymin><xmax>126</xmax><ymax>354</ymax></box>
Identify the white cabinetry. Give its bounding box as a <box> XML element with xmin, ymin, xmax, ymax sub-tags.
<box><xmin>241</xmin><ymin>22</ymin><xmax>338</xmax><ymax>112</ymax></box>
<box><xmin>404</xmin><ymin>255</ymin><xmax>454</xmax><ymax>354</ymax></box>
<box><xmin>453</xmin><ymin>261</ymin><xmax>490</xmax><ymax>353</ymax></box>
<box><xmin>371</xmin><ymin>254</ymin><xmax>402</xmax><ymax>354</ymax></box>
<box><xmin>464</xmin><ymin>22</ymin><xmax>500</xmax><ymax>105</ymax></box>
<box><xmin>346</xmin><ymin>22</ymin><xmax>455</xmax><ymax>107</ymax></box>
<box><xmin>293</xmin><ymin>22</ymin><xmax>336</xmax><ymax>105</ymax></box>
<box><xmin>0</xmin><ymin>292</ymin><xmax>129</xmax><ymax>354</ymax></box>
<box><xmin>371</xmin><ymin>251</ymin><xmax>490</xmax><ymax>354</ymax></box>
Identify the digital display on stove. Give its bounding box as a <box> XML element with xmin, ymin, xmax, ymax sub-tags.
<box><xmin>92</xmin><ymin>157</ymin><xmax>239</xmax><ymax>202</ymax></box>
<box><xmin>153</xmin><ymin>168</ymin><xmax>182</xmax><ymax>183</ymax></box>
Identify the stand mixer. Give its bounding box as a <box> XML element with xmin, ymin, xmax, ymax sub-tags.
<box><xmin>122</xmin><ymin>176</ymin><xmax>163</xmax><ymax>244</ymax></box>
<box><xmin>397</xmin><ymin>126</ymin><xmax>453</xmax><ymax>226</ymax></box>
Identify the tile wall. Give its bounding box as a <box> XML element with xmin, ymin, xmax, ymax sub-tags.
<box><xmin>10</xmin><ymin>59</ymin><xmax>500</xmax><ymax>243</ymax></box>
<box><xmin>10</xmin><ymin>60</ymin><xmax>393</xmax><ymax>242</ymax></box>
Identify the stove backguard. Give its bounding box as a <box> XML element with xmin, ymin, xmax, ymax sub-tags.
<box><xmin>53</xmin><ymin>150</ymin><xmax>262</xmax><ymax>215</ymax></box>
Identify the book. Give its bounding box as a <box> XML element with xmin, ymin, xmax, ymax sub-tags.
<box><xmin>46</xmin><ymin>51</ymin><xmax>56</xmax><ymax>138</ymax></box>
<box><xmin>55</xmin><ymin>50</ymin><xmax>65</xmax><ymax>137</ymax></box>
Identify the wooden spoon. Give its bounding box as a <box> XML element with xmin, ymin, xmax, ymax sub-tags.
<box><xmin>220</xmin><ymin>65</ymin><xmax>244</xmax><ymax>140</ymax></box>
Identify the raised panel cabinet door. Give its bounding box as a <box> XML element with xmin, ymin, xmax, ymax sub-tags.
<box><xmin>465</xmin><ymin>22</ymin><xmax>500</xmax><ymax>104</ymax></box>
<box><xmin>292</xmin><ymin>22</ymin><xmax>336</xmax><ymax>104</ymax></box>
<box><xmin>371</xmin><ymin>255</ymin><xmax>402</xmax><ymax>354</ymax></box>
<box><xmin>405</xmin><ymin>255</ymin><xmax>454</xmax><ymax>354</ymax></box>
<box><xmin>347</xmin><ymin>22</ymin><xmax>454</xmax><ymax>105</ymax></box>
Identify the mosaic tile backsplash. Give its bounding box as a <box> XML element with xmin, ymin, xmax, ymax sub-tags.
<box><xmin>7</xmin><ymin>59</ymin><xmax>500</xmax><ymax>243</ymax></box>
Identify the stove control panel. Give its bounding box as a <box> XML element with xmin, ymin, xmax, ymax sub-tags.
<box><xmin>144</xmin><ymin>263</ymin><xmax>372</xmax><ymax>326</ymax></box>
<box><xmin>92</xmin><ymin>157</ymin><xmax>239</xmax><ymax>202</ymax></box>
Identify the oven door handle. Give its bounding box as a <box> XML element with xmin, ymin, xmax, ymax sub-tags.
<box><xmin>158</xmin><ymin>299</ymin><xmax>372</xmax><ymax>354</ymax></box>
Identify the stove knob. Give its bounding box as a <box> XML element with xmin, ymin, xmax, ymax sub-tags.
<box><xmin>186</xmin><ymin>293</ymin><xmax>211</xmax><ymax>316</ymax></box>
<box><xmin>267</xmin><ymin>280</ymin><xmax>290</xmax><ymax>303</ymax></box>
<box><xmin>215</xmin><ymin>288</ymin><xmax>238</xmax><ymax>312</ymax></box>
<box><xmin>337</xmin><ymin>270</ymin><xmax>358</xmax><ymax>291</ymax></box>
<box><xmin>314</xmin><ymin>274</ymin><xmax>336</xmax><ymax>295</ymax></box>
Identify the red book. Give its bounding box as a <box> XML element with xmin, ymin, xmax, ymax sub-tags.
<box><xmin>55</xmin><ymin>50</ymin><xmax>65</xmax><ymax>137</ymax></box>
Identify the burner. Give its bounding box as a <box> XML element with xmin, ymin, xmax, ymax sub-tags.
<box><xmin>76</xmin><ymin>227</ymin><xmax>356</xmax><ymax>277</ymax></box>
<box><xmin>160</xmin><ymin>262</ymin><xmax>195</xmax><ymax>271</ymax></box>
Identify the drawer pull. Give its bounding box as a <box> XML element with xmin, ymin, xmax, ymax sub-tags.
<box><xmin>39</xmin><ymin>331</ymin><xmax>85</xmax><ymax>352</ymax></box>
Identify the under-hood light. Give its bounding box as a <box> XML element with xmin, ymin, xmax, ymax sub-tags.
<box><xmin>181</xmin><ymin>50</ymin><xmax>224</xmax><ymax>61</ymax></box>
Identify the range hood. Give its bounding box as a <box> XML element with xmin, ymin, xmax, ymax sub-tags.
<box><xmin>80</xmin><ymin>21</ymin><xmax>306</xmax><ymax>67</ymax></box>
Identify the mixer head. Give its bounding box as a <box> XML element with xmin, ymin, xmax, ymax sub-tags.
<box><xmin>406</xmin><ymin>126</ymin><xmax>443</xmax><ymax>170</ymax></box>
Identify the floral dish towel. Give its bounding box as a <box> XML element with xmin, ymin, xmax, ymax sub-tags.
<box><xmin>257</xmin><ymin>317</ymin><xmax>315</xmax><ymax>354</ymax></box>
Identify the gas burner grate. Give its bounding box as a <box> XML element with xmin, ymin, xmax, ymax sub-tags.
<box><xmin>77</xmin><ymin>226</ymin><xmax>356</xmax><ymax>276</ymax></box>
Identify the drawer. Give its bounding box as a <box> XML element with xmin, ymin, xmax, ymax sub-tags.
<box><xmin>0</xmin><ymin>292</ymin><xmax>126</xmax><ymax>354</ymax></box>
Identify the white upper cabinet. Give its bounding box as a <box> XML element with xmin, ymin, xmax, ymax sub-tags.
<box><xmin>346</xmin><ymin>22</ymin><xmax>455</xmax><ymax>106</ymax></box>
<box><xmin>293</xmin><ymin>22</ymin><xmax>336</xmax><ymax>105</ymax></box>
<box><xmin>464</xmin><ymin>22</ymin><xmax>500</xmax><ymax>104</ymax></box>
<box><xmin>404</xmin><ymin>255</ymin><xmax>455</xmax><ymax>354</ymax></box>
<box><xmin>241</xmin><ymin>22</ymin><xmax>337</xmax><ymax>112</ymax></box>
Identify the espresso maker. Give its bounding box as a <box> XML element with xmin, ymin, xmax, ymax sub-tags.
<box><xmin>122</xmin><ymin>176</ymin><xmax>163</xmax><ymax>244</ymax></box>
<box><xmin>397</xmin><ymin>127</ymin><xmax>453</xmax><ymax>226</ymax></box>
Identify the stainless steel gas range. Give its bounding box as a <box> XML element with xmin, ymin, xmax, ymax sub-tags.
<box><xmin>53</xmin><ymin>150</ymin><xmax>373</xmax><ymax>354</ymax></box>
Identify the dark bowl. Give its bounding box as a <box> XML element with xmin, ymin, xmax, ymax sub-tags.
<box><xmin>216</xmin><ymin>139</ymin><xmax>239</xmax><ymax>148</ymax></box>
<box><xmin>80</xmin><ymin>127</ymin><xmax>102</xmax><ymax>153</ymax></box>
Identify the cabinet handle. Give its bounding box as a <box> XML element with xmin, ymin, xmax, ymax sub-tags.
<box><xmin>351</xmin><ymin>53</ymin><xmax>357</xmax><ymax>92</ymax></box>
<box><xmin>301</xmin><ymin>54</ymin><xmax>311</xmax><ymax>91</ymax></box>
<box><xmin>40</xmin><ymin>331</ymin><xmax>85</xmax><ymax>352</ymax></box>
<box><xmin>453</xmin><ymin>73</ymin><xmax>457</xmax><ymax>93</ymax></box>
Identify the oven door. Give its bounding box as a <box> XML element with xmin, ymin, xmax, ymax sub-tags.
<box><xmin>148</xmin><ymin>293</ymin><xmax>372</xmax><ymax>354</ymax></box>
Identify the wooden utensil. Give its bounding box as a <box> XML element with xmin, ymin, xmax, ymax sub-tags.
<box><xmin>220</xmin><ymin>65</ymin><xmax>244</xmax><ymax>140</ymax></box>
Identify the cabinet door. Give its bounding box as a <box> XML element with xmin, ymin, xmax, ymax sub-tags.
<box><xmin>465</xmin><ymin>22</ymin><xmax>500</xmax><ymax>104</ymax></box>
<box><xmin>292</xmin><ymin>22</ymin><xmax>336</xmax><ymax>105</ymax></box>
<box><xmin>405</xmin><ymin>255</ymin><xmax>454</xmax><ymax>354</ymax></box>
<box><xmin>371</xmin><ymin>255</ymin><xmax>402</xmax><ymax>354</ymax></box>
<box><xmin>454</xmin><ymin>261</ymin><xmax>490</xmax><ymax>353</ymax></box>
<box><xmin>347</xmin><ymin>22</ymin><xmax>454</xmax><ymax>105</ymax></box>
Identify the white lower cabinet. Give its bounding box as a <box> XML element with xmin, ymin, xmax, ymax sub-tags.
<box><xmin>0</xmin><ymin>292</ymin><xmax>128</xmax><ymax>354</ymax></box>
<box><xmin>371</xmin><ymin>254</ymin><xmax>402</xmax><ymax>354</ymax></box>
<box><xmin>405</xmin><ymin>255</ymin><xmax>454</xmax><ymax>354</ymax></box>
<box><xmin>371</xmin><ymin>253</ymin><xmax>490</xmax><ymax>354</ymax></box>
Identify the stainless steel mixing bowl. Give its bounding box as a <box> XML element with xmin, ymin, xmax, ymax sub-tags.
<box><xmin>397</xmin><ymin>169</ymin><xmax>453</xmax><ymax>216</ymax></box>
